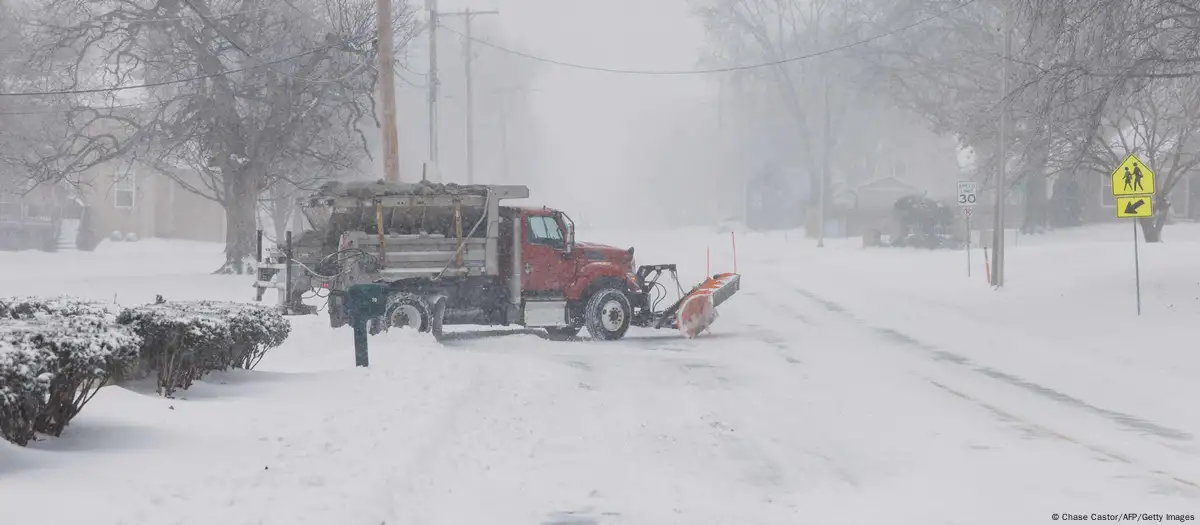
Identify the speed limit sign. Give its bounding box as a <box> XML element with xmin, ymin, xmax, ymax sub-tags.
<box><xmin>957</xmin><ymin>181</ymin><xmax>979</xmax><ymax>206</ymax></box>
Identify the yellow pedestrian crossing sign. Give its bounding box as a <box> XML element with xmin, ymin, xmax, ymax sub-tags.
<box><xmin>1111</xmin><ymin>154</ymin><xmax>1155</xmax><ymax>197</ymax></box>
<box><xmin>1116</xmin><ymin>196</ymin><xmax>1153</xmax><ymax>218</ymax></box>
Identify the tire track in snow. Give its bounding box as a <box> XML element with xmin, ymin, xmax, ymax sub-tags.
<box><xmin>587</xmin><ymin>320</ymin><xmax>847</xmax><ymax>513</ymax></box>
<box><xmin>634</xmin><ymin>308</ymin><xmax>871</xmax><ymax>503</ymax></box>
<box><xmin>644</xmin><ymin>352</ymin><xmax>811</xmax><ymax>509</ymax></box>
<box><xmin>926</xmin><ymin>379</ymin><xmax>1200</xmax><ymax>494</ymax></box>
<box><xmin>785</xmin><ymin>286</ymin><xmax>1200</xmax><ymax>494</ymax></box>
<box><xmin>791</xmin><ymin>288</ymin><xmax>1192</xmax><ymax>442</ymax></box>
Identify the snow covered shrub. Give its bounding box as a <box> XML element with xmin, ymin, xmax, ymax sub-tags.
<box><xmin>0</xmin><ymin>295</ymin><xmax>116</xmax><ymax>320</ymax></box>
<box><xmin>889</xmin><ymin>195</ymin><xmax>958</xmax><ymax>249</ymax></box>
<box><xmin>116</xmin><ymin>304</ymin><xmax>230</xmax><ymax>397</ymax></box>
<box><xmin>185</xmin><ymin>301</ymin><xmax>290</xmax><ymax>370</ymax></box>
<box><xmin>0</xmin><ymin>297</ymin><xmax>141</xmax><ymax>444</ymax></box>
<box><xmin>14</xmin><ymin>318</ymin><xmax>140</xmax><ymax>436</ymax></box>
<box><xmin>116</xmin><ymin>300</ymin><xmax>290</xmax><ymax>396</ymax></box>
<box><xmin>0</xmin><ymin>339</ymin><xmax>51</xmax><ymax>446</ymax></box>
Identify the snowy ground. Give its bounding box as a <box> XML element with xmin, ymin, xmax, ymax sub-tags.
<box><xmin>2</xmin><ymin>223</ymin><xmax>1199</xmax><ymax>524</ymax></box>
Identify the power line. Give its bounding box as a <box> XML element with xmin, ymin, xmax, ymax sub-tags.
<box><xmin>0</xmin><ymin>62</ymin><xmax>423</xmax><ymax>114</ymax></box>
<box><xmin>437</xmin><ymin>0</ymin><xmax>979</xmax><ymax>75</ymax></box>
<box><xmin>0</xmin><ymin>40</ymin><xmax>354</xmax><ymax>97</ymax></box>
<box><xmin>17</xmin><ymin>6</ymin><xmax>278</xmax><ymax>25</ymax></box>
<box><xmin>0</xmin><ymin>100</ymin><xmax>156</xmax><ymax>116</ymax></box>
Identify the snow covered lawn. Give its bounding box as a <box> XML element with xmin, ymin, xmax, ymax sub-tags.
<box><xmin>2</xmin><ymin>226</ymin><xmax>1199</xmax><ymax>524</ymax></box>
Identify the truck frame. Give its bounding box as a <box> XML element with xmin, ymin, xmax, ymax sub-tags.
<box><xmin>254</xmin><ymin>180</ymin><xmax>739</xmax><ymax>341</ymax></box>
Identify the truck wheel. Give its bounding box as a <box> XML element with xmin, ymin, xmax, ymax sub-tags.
<box><xmin>386</xmin><ymin>293</ymin><xmax>431</xmax><ymax>332</ymax></box>
<box><xmin>584</xmin><ymin>288</ymin><xmax>632</xmax><ymax>341</ymax></box>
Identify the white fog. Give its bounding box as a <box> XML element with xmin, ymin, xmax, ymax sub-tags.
<box><xmin>3</xmin><ymin>0</ymin><xmax>1200</xmax><ymax>523</ymax></box>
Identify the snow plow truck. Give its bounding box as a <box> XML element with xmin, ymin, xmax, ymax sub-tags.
<box><xmin>254</xmin><ymin>180</ymin><xmax>740</xmax><ymax>341</ymax></box>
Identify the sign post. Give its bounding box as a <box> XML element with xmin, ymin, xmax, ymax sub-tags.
<box><xmin>964</xmin><ymin>208</ymin><xmax>973</xmax><ymax>277</ymax></box>
<box><xmin>1111</xmin><ymin>153</ymin><xmax>1156</xmax><ymax>316</ymax></box>
<box><xmin>958</xmin><ymin>181</ymin><xmax>979</xmax><ymax>278</ymax></box>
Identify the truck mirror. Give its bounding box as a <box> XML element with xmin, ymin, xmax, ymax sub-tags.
<box><xmin>556</xmin><ymin>211</ymin><xmax>575</xmax><ymax>254</ymax></box>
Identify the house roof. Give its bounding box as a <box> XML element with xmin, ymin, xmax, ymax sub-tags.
<box><xmin>833</xmin><ymin>176</ymin><xmax>921</xmax><ymax>199</ymax></box>
<box><xmin>856</xmin><ymin>176</ymin><xmax>920</xmax><ymax>192</ymax></box>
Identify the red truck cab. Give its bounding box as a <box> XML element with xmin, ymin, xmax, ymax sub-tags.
<box><xmin>517</xmin><ymin>207</ymin><xmax>636</xmax><ymax>300</ymax></box>
<box><xmin>510</xmin><ymin>207</ymin><xmax>643</xmax><ymax>338</ymax></box>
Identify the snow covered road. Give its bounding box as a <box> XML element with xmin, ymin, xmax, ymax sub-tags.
<box><xmin>3</xmin><ymin>227</ymin><xmax>1200</xmax><ymax>524</ymax></box>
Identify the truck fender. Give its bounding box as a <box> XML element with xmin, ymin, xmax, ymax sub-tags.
<box><xmin>566</xmin><ymin>262</ymin><xmax>638</xmax><ymax>301</ymax></box>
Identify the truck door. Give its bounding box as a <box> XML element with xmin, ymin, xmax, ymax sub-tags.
<box><xmin>521</xmin><ymin>211</ymin><xmax>575</xmax><ymax>294</ymax></box>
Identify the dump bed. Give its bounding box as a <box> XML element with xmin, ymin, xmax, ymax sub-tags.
<box><xmin>299</xmin><ymin>180</ymin><xmax>529</xmax><ymax>281</ymax></box>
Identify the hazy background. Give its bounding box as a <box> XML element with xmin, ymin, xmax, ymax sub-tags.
<box><xmin>378</xmin><ymin>0</ymin><xmax>729</xmax><ymax>231</ymax></box>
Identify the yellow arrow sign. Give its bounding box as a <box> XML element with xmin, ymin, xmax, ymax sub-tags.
<box><xmin>1116</xmin><ymin>196</ymin><xmax>1153</xmax><ymax>218</ymax></box>
<box><xmin>1111</xmin><ymin>154</ymin><xmax>1155</xmax><ymax>197</ymax></box>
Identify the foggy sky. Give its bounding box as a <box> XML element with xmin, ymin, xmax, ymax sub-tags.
<box><xmin>438</xmin><ymin>0</ymin><xmax>720</xmax><ymax>229</ymax></box>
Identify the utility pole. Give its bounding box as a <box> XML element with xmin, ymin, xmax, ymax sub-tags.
<box><xmin>426</xmin><ymin>0</ymin><xmax>440</xmax><ymax>173</ymax></box>
<box><xmin>440</xmin><ymin>7</ymin><xmax>497</xmax><ymax>184</ymax></box>
<box><xmin>818</xmin><ymin>74</ymin><xmax>830</xmax><ymax>248</ymax></box>
<box><xmin>990</xmin><ymin>2</ymin><xmax>1012</xmax><ymax>287</ymax></box>
<box><xmin>377</xmin><ymin>0</ymin><xmax>401</xmax><ymax>182</ymax></box>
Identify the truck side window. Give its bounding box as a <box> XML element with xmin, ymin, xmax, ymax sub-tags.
<box><xmin>527</xmin><ymin>216</ymin><xmax>564</xmax><ymax>246</ymax></box>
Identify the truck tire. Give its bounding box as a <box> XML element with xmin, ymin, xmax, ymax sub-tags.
<box><xmin>386</xmin><ymin>293</ymin><xmax>431</xmax><ymax>332</ymax></box>
<box><xmin>584</xmin><ymin>288</ymin><xmax>632</xmax><ymax>341</ymax></box>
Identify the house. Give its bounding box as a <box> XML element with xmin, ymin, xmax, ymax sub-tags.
<box><xmin>76</xmin><ymin>160</ymin><xmax>226</xmax><ymax>243</ymax></box>
<box><xmin>0</xmin><ymin>176</ymin><xmax>68</xmax><ymax>251</ymax></box>
<box><xmin>828</xmin><ymin>176</ymin><xmax>924</xmax><ymax>237</ymax></box>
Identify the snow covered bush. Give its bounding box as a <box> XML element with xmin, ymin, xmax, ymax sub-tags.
<box><xmin>116</xmin><ymin>304</ymin><xmax>231</xmax><ymax>397</ymax></box>
<box><xmin>199</xmin><ymin>301</ymin><xmax>290</xmax><ymax>370</ymax></box>
<box><xmin>0</xmin><ymin>295</ymin><xmax>116</xmax><ymax>320</ymax></box>
<box><xmin>0</xmin><ymin>296</ymin><xmax>142</xmax><ymax>445</ymax></box>
<box><xmin>0</xmin><ymin>339</ymin><xmax>51</xmax><ymax>446</ymax></box>
<box><xmin>116</xmin><ymin>300</ymin><xmax>290</xmax><ymax>397</ymax></box>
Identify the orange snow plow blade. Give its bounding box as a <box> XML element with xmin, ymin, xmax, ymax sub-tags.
<box><xmin>676</xmin><ymin>273</ymin><xmax>741</xmax><ymax>338</ymax></box>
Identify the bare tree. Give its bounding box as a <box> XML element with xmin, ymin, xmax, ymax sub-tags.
<box><xmin>838</xmin><ymin>0</ymin><xmax>1075</xmax><ymax>230</ymax></box>
<box><xmin>1057</xmin><ymin>77</ymin><xmax>1200</xmax><ymax>241</ymax></box>
<box><xmin>21</xmin><ymin>0</ymin><xmax>418</xmax><ymax>272</ymax></box>
<box><xmin>0</xmin><ymin>1</ymin><xmax>83</xmax><ymax>195</ymax></box>
<box><xmin>692</xmin><ymin>0</ymin><xmax>841</xmax><ymax>210</ymax></box>
<box><xmin>1011</xmin><ymin>0</ymin><xmax>1200</xmax><ymax>240</ymax></box>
